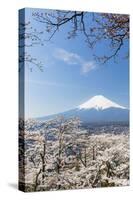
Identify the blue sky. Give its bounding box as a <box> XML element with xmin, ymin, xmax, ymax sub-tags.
<box><xmin>23</xmin><ymin>8</ymin><xmax>129</xmax><ymax>118</ymax></box>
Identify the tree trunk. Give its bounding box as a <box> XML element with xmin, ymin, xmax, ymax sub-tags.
<box><xmin>40</xmin><ymin>141</ymin><xmax>46</xmax><ymax>185</ymax></box>
<box><xmin>93</xmin><ymin>145</ymin><xmax>96</xmax><ymax>160</ymax></box>
<box><xmin>84</xmin><ymin>147</ymin><xmax>87</xmax><ymax>167</ymax></box>
<box><xmin>34</xmin><ymin>169</ymin><xmax>41</xmax><ymax>191</ymax></box>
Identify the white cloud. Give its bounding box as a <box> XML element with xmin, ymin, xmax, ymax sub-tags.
<box><xmin>54</xmin><ymin>48</ymin><xmax>81</xmax><ymax>65</ymax></box>
<box><xmin>82</xmin><ymin>61</ymin><xmax>96</xmax><ymax>73</ymax></box>
<box><xmin>54</xmin><ymin>48</ymin><xmax>96</xmax><ymax>74</ymax></box>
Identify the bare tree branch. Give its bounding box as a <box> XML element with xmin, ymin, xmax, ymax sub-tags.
<box><xmin>32</xmin><ymin>10</ymin><xmax>129</xmax><ymax>64</ymax></box>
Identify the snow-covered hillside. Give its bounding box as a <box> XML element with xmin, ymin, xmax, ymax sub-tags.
<box><xmin>78</xmin><ymin>95</ymin><xmax>126</xmax><ymax>110</ymax></box>
<box><xmin>19</xmin><ymin>117</ymin><xmax>129</xmax><ymax>191</ymax></box>
<box><xmin>37</xmin><ymin>95</ymin><xmax>129</xmax><ymax>122</ymax></box>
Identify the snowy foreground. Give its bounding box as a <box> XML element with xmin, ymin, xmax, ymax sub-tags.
<box><xmin>19</xmin><ymin>117</ymin><xmax>129</xmax><ymax>192</ymax></box>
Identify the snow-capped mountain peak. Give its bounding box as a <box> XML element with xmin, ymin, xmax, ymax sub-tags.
<box><xmin>78</xmin><ymin>95</ymin><xmax>126</xmax><ymax>110</ymax></box>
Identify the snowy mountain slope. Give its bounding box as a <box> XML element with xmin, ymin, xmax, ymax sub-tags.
<box><xmin>78</xmin><ymin>95</ymin><xmax>126</xmax><ymax>110</ymax></box>
<box><xmin>37</xmin><ymin>95</ymin><xmax>129</xmax><ymax>122</ymax></box>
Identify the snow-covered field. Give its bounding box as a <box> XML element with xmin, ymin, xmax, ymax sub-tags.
<box><xmin>19</xmin><ymin>118</ymin><xmax>129</xmax><ymax>192</ymax></box>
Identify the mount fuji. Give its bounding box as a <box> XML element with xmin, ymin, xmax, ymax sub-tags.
<box><xmin>38</xmin><ymin>95</ymin><xmax>129</xmax><ymax>122</ymax></box>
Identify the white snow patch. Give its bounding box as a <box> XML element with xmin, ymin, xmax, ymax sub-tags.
<box><xmin>78</xmin><ymin>95</ymin><xmax>126</xmax><ymax>110</ymax></box>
